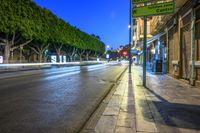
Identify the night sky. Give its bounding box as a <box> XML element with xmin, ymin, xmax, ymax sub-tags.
<box><xmin>34</xmin><ymin>0</ymin><xmax>129</xmax><ymax>49</ymax></box>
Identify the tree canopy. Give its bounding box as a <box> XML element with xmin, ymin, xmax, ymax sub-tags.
<box><xmin>0</xmin><ymin>0</ymin><xmax>105</xmax><ymax>63</ymax></box>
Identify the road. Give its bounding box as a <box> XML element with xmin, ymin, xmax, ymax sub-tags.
<box><xmin>0</xmin><ymin>63</ymin><xmax>127</xmax><ymax>133</ymax></box>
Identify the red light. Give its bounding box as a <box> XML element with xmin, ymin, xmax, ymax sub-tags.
<box><xmin>123</xmin><ymin>51</ymin><xmax>128</xmax><ymax>56</ymax></box>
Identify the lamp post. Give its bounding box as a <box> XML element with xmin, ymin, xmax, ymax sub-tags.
<box><xmin>142</xmin><ymin>2</ymin><xmax>148</xmax><ymax>87</ymax></box>
<box><xmin>129</xmin><ymin>0</ymin><xmax>132</xmax><ymax>73</ymax></box>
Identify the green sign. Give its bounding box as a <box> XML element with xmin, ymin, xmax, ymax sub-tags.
<box><xmin>133</xmin><ymin>0</ymin><xmax>165</xmax><ymax>4</ymax></box>
<box><xmin>133</xmin><ymin>2</ymin><xmax>175</xmax><ymax>17</ymax></box>
<box><xmin>133</xmin><ymin>0</ymin><xmax>150</xmax><ymax>4</ymax></box>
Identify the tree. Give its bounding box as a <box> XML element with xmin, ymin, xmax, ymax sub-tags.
<box><xmin>0</xmin><ymin>0</ymin><xmax>35</xmax><ymax>63</ymax></box>
<box><xmin>0</xmin><ymin>0</ymin><xmax>106</xmax><ymax>63</ymax></box>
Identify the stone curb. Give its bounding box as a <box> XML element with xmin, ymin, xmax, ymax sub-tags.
<box><xmin>78</xmin><ymin>66</ymin><xmax>128</xmax><ymax>133</ymax></box>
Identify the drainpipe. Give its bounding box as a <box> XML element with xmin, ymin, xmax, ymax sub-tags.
<box><xmin>191</xmin><ymin>8</ymin><xmax>196</xmax><ymax>86</ymax></box>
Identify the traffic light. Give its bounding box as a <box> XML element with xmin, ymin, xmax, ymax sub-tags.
<box><xmin>122</xmin><ymin>51</ymin><xmax>128</xmax><ymax>56</ymax></box>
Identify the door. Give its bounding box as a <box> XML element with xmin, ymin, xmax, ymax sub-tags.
<box><xmin>181</xmin><ymin>24</ymin><xmax>191</xmax><ymax>79</ymax></box>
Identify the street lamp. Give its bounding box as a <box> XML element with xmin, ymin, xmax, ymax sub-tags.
<box><xmin>128</xmin><ymin>0</ymin><xmax>132</xmax><ymax>73</ymax></box>
<box><xmin>106</xmin><ymin>45</ymin><xmax>110</xmax><ymax>49</ymax></box>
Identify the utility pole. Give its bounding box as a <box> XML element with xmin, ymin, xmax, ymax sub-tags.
<box><xmin>132</xmin><ymin>1</ymin><xmax>175</xmax><ymax>87</ymax></box>
<box><xmin>129</xmin><ymin>0</ymin><xmax>132</xmax><ymax>73</ymax></box>
<box><xmin>143</xmin><ymin>6</ymin><xmax>147</xmax><ymax>87</ymax></box>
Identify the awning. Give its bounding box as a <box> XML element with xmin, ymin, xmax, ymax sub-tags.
<box><xmin>137</xmin><ymin>32</ymin><xmax>166</xmax><ymax>49</ymax></box>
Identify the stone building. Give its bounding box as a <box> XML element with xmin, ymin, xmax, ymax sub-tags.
<box><xmin>134</xmin><ymin>0</ymin><xmax>200</xmax><ymax>86</ymax></box>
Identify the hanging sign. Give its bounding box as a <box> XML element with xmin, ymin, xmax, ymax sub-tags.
<box><xmin>133</xmin><ymin>1</ymin><xmax>175</xmax><ymax>17</ymax></box>
<box><xmin>133</xmin><ymin>0</ymin><xmax>150</xmax><ymax>4</ymax></box>
<box><xmin>133</xmin><ymin>0</ymin><xmax>165</xmax><ymax>4</ymax></box>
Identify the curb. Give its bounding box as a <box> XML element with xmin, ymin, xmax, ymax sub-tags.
<box><xmin>78</xmin><ymin>66</ymin><xmax>128</xmax><ymax>133</ymax></box>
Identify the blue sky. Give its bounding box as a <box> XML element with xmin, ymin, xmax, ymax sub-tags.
<box><xmin>34</xmin><ymin>0</ymin><xmax>129</xmax><ymax>49</ymax></box>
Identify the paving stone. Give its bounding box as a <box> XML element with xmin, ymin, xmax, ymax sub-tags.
<box><xmin>178</xmin><ymin>128</ymin><xmax>200</xmax><ymax>133</ymax></box>
<box><xmin>121</xmin><ymin>99</ymin><xmax>135</xmax><ymax>105</ymax></box>
<box><xmin>120</xmin><ymin>105</ymin><xmax>135</xmax><ymax>113</ymax></box>
<box><xmin>81</xmin><ymin>130</ymin><xmax>95</xmax><ymax>133</ymax></box>
<box><xmin>136</xmin><ymin>116</ymin><xmax>158</xmax><ymax>133</ymax></box>
<box><xmin>115</xmin><ymin>126</ymin><xmax>136</xmax><ymax>133</ymax></box>
<box><xmin>122</xmin><ymin>96</ymin><xmax>135</xmax><ymax>101</ymax></box>
<box><xmin>114</xmin><ymin>91</ymin><xmax>124</xmax><ymax>96</ymax></box>
<box><xmin>107</xmin><ymin>99</ymin><xmax>121</xmax><ymax>108</ymax></box>
<box><xmin>116</xmin><ymin>117</ymin><xmax>136</xmax><ymax>128</ymax></box>
<box><xmin>118</xmin><ymin>111</ymin><xmax>135</xmax><ymax>119</ymax></box>
<box><xmin>120</xmin><ymin>103</ymin><xmax>135</xmax><ymax>108</ymax></box>
<box><xmin>95</xmin><ymin>116</ymin><xmax>117</xmax><ymax>133</ymax></box>
<box><xmin>103</xmin><ymin>106</ymin><xmax>120</xmax><ymax>116</ymax></box>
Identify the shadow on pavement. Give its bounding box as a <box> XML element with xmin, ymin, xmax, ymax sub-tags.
<box><xmin>143</xmin><ymin>86</ymin><xmax>200</xmax><ymax>130</ymax></box>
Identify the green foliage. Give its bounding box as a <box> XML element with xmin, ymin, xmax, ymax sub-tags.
<box><xmin>0</xmin><ymin>0</ymin><xmax>105</xmax><ymax>54</ymax></box>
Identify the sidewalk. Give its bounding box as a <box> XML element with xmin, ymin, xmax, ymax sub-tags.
<box><xmin>82</xmin><ymin>65</ymin><xmax>200</xmax><ymax>133</ymax></box>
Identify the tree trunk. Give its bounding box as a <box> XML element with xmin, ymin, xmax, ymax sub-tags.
<box><xmin>77</xmin><ymin>50</ymin><xmax>85</xmax><ymax>62</ymax></box>
<box><xmin>10</xmin><ymin>50</ymin><xmax>14</xmax><ymax>61</ymax></box>
<box><xmin>57</xmin><ymin>55</ymin><xmax>60</xmax><ymax>63</ymax></box>
<box><xmin>67</xmin><ymin>48</ymin><xmax>77</xmax><ymax>62</ymax></box>
<box><xmin>39</xmin><ymin>52</ymin><xmax>43</xmax><ymax>63</ymax></box>
<box><xmin>70</xmin><ymin>55</ymin><xmax>73</xmax><ymax>62</ymax></box>
<box><xmin>4</xmin><ymin>44</ymin><xmax>10</xmax><ymax>64</ymax></box>
<box><xmin>30</xmin><ymin>43</ymin><xmax>49</xmax><ymax>63</ymax></box>
<box><xmin>57</xmin><ymin>50</ymin><xmax>61</xmax><ymax>63</ymax></box>
<box><xmin>19</xmin><ymin>46</ymin><xmax>23</xmax><ymax>63</ymax></box>
<box><xmin>86</xmin><ymin>51</ymin><xmax>91</xmax><ymax>61</ymax></box>
<box><xmin>86</xmin><ymin>53</ymin><xmax>89</xmax><ymax>61</ymax></box>
<box><xmin>55</xmin><ymin>44</ymin><xmax>62</xmax><ymax>63</ymax></box>
<box><xmin>79</xmin><ymin>55</ymin><xmax>82</xmax><ymax>62</ymax></box>
<box><xmin>73</xmin><ymin>56</ymin><xmax>76</xmax><ymax>62</ymax></box>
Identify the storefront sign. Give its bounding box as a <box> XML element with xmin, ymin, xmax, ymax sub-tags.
<box><xmin>133</xmin><ymin>1</ymin><xmax>175</xmax><ymax>17</ymax></box>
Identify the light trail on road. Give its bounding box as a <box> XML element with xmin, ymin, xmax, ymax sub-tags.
<box><xmin>0</xmin><ymin>63</ymin><xmax>127</xmax><ymax>133</ymax></box>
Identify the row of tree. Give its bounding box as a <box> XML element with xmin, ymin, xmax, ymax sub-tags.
<box><xmin>0</xmin><ymin>0</ymin><xmax>105</xmax><ymax>63</ymax></box>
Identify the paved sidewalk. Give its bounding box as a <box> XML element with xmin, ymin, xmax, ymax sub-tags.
<box><xmin>94</xmin><ymin>71</ymin><xmax>137</xmax><ymax>133</ymax></box>
<box><xmin>83</xmin><ymin>65</ymin><xmax>200</xmax><ymax>133</ymax></box>
<box><xmin>82</xmin><ymin>65</ymin><xmax>158</xmax><ymax>133</ymax></box>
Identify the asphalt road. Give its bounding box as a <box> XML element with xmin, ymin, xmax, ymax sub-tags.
<box><xmin>0</xmin><ymin>63</ymin><xmax>127</xmax><ymax>133</ymax></box>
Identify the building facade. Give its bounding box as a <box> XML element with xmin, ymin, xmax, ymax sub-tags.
<box><xmin>134</xmin><ymin>0</ymin><xmax>200</xmax><ymax>86</ymax></box>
